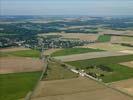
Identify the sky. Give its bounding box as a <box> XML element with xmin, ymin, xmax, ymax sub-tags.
<box><xmin>1</xmin><ymin>0</ymin><xmax>133</xmax><ymax>16</ymax></box>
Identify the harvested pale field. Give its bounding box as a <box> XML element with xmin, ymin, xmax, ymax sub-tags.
<box><xmin>60</xmin><ymin>33</ymin><xmax>99</xmax><ymax>41</ymax></box>
<box><xmin>31</xmin><ymin>77</ymin><xmax>133</xmax><ymax>100</ymax></box>
<box><xmin>60</xmin><ymin>25</ymin><xmax>92</xmax><ymax>30</ymax></box>
<box><xmin>43</xmin><ymin>48</ymin><xmax>62</xmax><ymax>56</ymax></box>
<box><xmin>119</xmin><ymin>50</ymin><xmax>133</xmax><ymax>54</ymax></box>
<box><xmin>81</xmin><ymin>43</ymin><xmax>133</xmax><ymax>51</ymax></box>
<box><xmin>39</xmin><ymin>33</ymin><xmax>99</xmax><ymax>41</ymax></box>
<box><xmin>99</xmin><ymin>29</ymin><xmax>133</xmax><ymax>36</ymax></box>
<box><xmin>120</xmin><ymin>61</ymin><xmax>133</xmax><ymax>68</ymax></box>
<box><xmin>0</xmin><ymin>47</ymin><xmax>30</xmax><ymax>52</ymax></box>
<box><xmin>111</xmin><ymin>36</ymin><xmax>122</xmax><ymax>43</ymax></box>
<box><xmin>111</xmin><ymin>36</ymin><xmax>133</xmax><ymax>45</ymax></box>
<box><xmin>54</xmin><ymin>51</ymin><xmax>129</xmax><ymax>62</ymax></box>
<box><xmin>109</xmin><ymin>78</ymin><xmax>133</xmax><ymax>96</ymax></box>
<box><xmin>0</xmin><ymin>57</ymin><xmax>43</xmax><ymax>74</ymax></box>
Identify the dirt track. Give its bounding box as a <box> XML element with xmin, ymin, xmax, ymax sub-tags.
<box><xmin>0</xmin><ymin>57</ymin><xmax>43</xmax><ymax>74</ymax></box>
<box><xmin>31</xmin><ymin>77</ymin><xmax>133</xmax><ymax>100</ymax></box>
<box><xmin>54</xmin><ymin>51</ymin><xmax>129</xmax><ymax>62</ymax></box>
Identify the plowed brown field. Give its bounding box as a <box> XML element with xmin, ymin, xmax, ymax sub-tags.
<box><xmin>0</xmin><ymin>57</ymin><xmax>43</xmax><ymax>74</ymax></box>
<box><xmin>31</xmin><ymin>77</ymin><xmax>133</xmax><ymax>100</ymax></box>
<box><xmin>110</xmin><ymin>78</ymin><xmax>133</xmax><ymax>96</ymax></box>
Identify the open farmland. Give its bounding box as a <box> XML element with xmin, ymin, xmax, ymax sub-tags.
<box><xmin>100</xmin><ymin>29</ymin><xmax>133</xmax><ymax>37</ymax></box>
<box><xmin>0</xmin><ymin>47</ymin><xmax>43</xmax><ymax>100</ymax></box>
<box><xmin>120</xmin><ymin>61</ymin><xmax>133</xmax><ymax>68</ymax></box>
<box><xmin>51</xmin><ymin>48</ymin><xmax>103</xmax><ymax>57</ymax></box>
<box><xmin>54</xmin><ymin>51</ymin><xmax>129</xmax><ymax>62</ymax></box>
<box><xmin>0</xmin><ymin>49</ymin><xmax>40</xmax><ymax>58</ymax></box>
<box><xmin>43</xmin><ymin>60</ymin><xmax>78</xmax><ymax>81</ymax></box>
<box><xmin>119</xmin><ymin>50</ymin><xmax>133</xmax><ymax>54</ymax></box>
<box><xmin>31</xmin><ymin>77</ymin><xmax>133</xmax><ymax>100</ymax></box>
<box><xmin>60</xmin><ymin>33</ymin><xmax>99</xmax><ymax>41</ymax></box>
<box><xmin>39</xmin><ymin>33</ymin><xmax>99</xmax><ymax>41</ymax></box>
<box><xmin>66</xmin><ymin>55</ymin><xmax>133</xmax><ymax>82</ymax></box>
<box><xmin>43</xmin><ymin>48</ymin><xmax>62</xmax><ymax>56</ymax></box>
<box><xmin>82</xmin><ymin>43</ymin><xmax>133</xmax><ymax>51</ymax></box>
<box><xmin>111</xmin><ymin>36</ymin><xmax>133</xmax><ymax>45</ymax></box>
<box><xmin>98</xmin><ymin>35</ymin><xmax>111</xmax><ymax>42</ymax></box>
<box><xmin>0</xmin><ymin>57</ymin><xmax>43</xmax><ymax>74</ymax></box>
<box><xmin>109</xmin><ymin>78</ymin><xmax>133</xmax><ymax>96</ymax></box>
<box><xmin>0</xmin><ymin>47</ymin><xmax>30</xmax><ymax>52</ymax></box>
<box><xmin>0</xmin><ymin>71</ymin><xmax>41</xmax><ymax>100</ymax></box>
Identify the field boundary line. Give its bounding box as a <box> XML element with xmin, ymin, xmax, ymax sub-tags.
<box><xmin>25</xmin><ymin>56</ymin><xmax>48</xmax><ymax>100</ymax></box>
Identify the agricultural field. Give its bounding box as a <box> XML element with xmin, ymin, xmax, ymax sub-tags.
<box><xmin>120</xmin><ymin>61</ymin><xmax>133</xmax><ymax>68</ymax></box>
<box><xmin>82</xmin><ymin>43</ymin><xmax>133</xmax><ymax>51</ymax></box>
<box><xmin>0</xmin><ymin>47</ymin><xmax>30</xmax><ymax>52</ymax></box>
<box><xmin>1</xmin><ymin>17</ymin><xmax>133</xmax><ymax>100</ymax></box>
<box><xmin>100</xmin><ymin>29</ymin><xmax>133</xmax><ymax>37</ymax></box>
<box><xmin>0</xmin><ymin>47</ymin><xmax>43</xmax><ymax>100</ymax></box>
<box><xmin>39</xmin><ymin>33</ymin><xmax>99</xmax><ymax>41</ymax></box>
<box><xmin>109</xmin><ymin>78</ymin><xmax>133</xmax><ymax>96</ymax></box>
<box><xmin>119</xmin><ymin>50</ymin><xmax>133</xmax><ymax>54</ymax></box>
<box><xmin>43</xmin><ymin>60</ymin><xmax>78</xmax><ymax>81</ymax></box>
<box><xmin>111</xmin><ymin>36</ymin><xmax>133</xmax><ymax>45</ymax></box>
<box><xmin>54</xmin><ymin>51</ymin><xmax>128</xmax><ymax>62</ymax></box>
<box><xmin>97</xmin><ymin>35</ymin><xmax>111</xmax><ymax>42</ymax></box>
<box><xmin>66</xmin><ymin>55</ymin><xmax>133</xmax><ymax>83</ymax></box>
<box><xmin>0</xmin><ymin>71</ymin><xmax>42</xmax><ymax>100</ymax></box>
<box><xmin>51</xmin><ymin>48</ymin><xmax>103</xmax><ymax>57</ymax></box>
<box><xmin>0</xmin><ymin>49</ymin><xmax>40</xmax><ymax>58</ymax></box>
<box><xmin>31</xmin><ymin>77</ymin><xmax>133</xmax><ymax>100</ymax></box>
<box><xmin>0</xmin><ymin>48</ymin><xmax>43</xmax><ymax>74</ymax></box>
<box><xmin>43</xmin><ymin>48</ymin><xmax>62</xmax><ymax>56</ymax></box>
<box><xmin>0</xmin><ymin>57</ymin><xmax>43</xmax><ymax>74</ymax></box>
<box><xmin>60</xmin><ymin>33</ymin><xmax>99</xmax><ymax>41</ymax></box>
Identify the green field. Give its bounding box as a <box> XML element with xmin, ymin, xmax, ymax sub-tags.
<box><xmin>0</xmin><ymin>50</ymin><xmax>40</xmax><ymax>58</ymax></box>
<box><xmin>43</xmin><ymin>61</ymin><xmax>78</xmax><ymax>81</ymax></box>
<box><xmin>98</xmin><ymin>35</ymin><xmax>111</xmax><ymax>42</ymax></box>
<box><xmin>67</xmin><ymin>55</ymin><xmax>133</xmax><ymax>83</ymax></box>
<box><xmin>51</xmin><ymin>48</ymin><xmax>103</xmax><ymax>57</ymax></box>
<box><xmin>0</xmin><ymin>71</ymin><xmax>41</xmax><ymax>100</ymax></box>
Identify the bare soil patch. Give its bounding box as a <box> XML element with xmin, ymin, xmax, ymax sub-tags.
<box><xmin>0</xmin><ymin>57</ymin><xmax>43</xmax><ymax>74</ymax></box>
<box><xmin>31</xmin><ymin>77</ymin><xmax>133</xmax><ymax>100</ymax></box>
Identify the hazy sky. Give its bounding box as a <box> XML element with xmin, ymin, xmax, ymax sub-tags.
<box><xmin>1</xmin><ymin>0</ymin><xmax>133</xmax><ymax>16</ymax></box>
